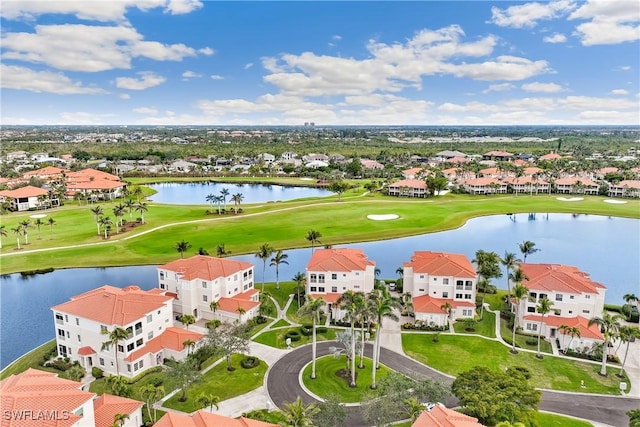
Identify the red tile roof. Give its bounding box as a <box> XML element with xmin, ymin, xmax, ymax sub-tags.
<box><xmin>403</xmin><ymin>167</ymin><xmax>425</xmax><ymax>176</ymax></box>
<box><xmin>0</xmin><ymin>185</ymin><xmax>48</xmax><ymax>199</ymax></box>
<box><xmin>216</xmin><ymin>295</ymin><xmax>260</xmax><ymax>314</ymax></box>
<box><xmin>160</xmin><ymin>255</ymin><xmax>253</xmax><ymax>281</ymax></box>
<box><xmin>155</xmin><ymin>410</ymin><xmax>279</xmax><ymax>427</ymax></box>
<box><xmin>404</xmin><ymin>251</ymin><xmax>476</xmax><ymax>278</ymax></box>
<box><xmin>125</xmin><ymin>327</ymin><xmax>204</xmax><ymax>362</ymax></box>
<box><xmin>65</xmin><ymin>169</ymin><xmax>120</xmax><ymax>182</ymax></box>
<box><xmin>539</xmin><ymin>152</ymin><xmax>563</xmax><ymax>160</ymax></box>
<box><xmin>612</xmin><ymin>180</ymin><xmax>640</xmax><ymax>189</ymax></box>
<box><xmin>77</xmin><ymin>346</ymin><xmax>97</xmax><ymax>356</ymax></box>
<box><xmin>554</xmin><ymin>177</ymin><xmax>599</xmax><ymax>187</ymax></box>
<box><xmin>462</xmin><ymin>177</ymin><xmax>504</xmax><ymax>186</ymax></box>
<box><xmin>412</xmin><ymin>403</ymin><xmax>483</xmax><ymax>427</ymax></box>
<box><xmin>307</xmin><ymin>248</ymin><xmax>375</xmax><ymax>272</ymax></box>
<box><xmin>523</xmin><ymin>314</ymin><xmax>603</xmax><ymax>340</ymax></box>
<box><xmin>412</xmin><ymin>295</ymin><xmax>474</xmax><ymax>314</ymax></box>
<box><xmin>309</xmin><ymin>292</ymin><xmax>342</xmax><ymax>304</ymax></box>
<box><xmin>0</xmin><ymin>369</ymin><xmax>92</xmax><ymax>427</ymax></box>
<box><xmin>93</xmin><ymin>394</ymin><xmax>143</xmax><ymax>427</ymax></box>
<box><xmin>484</xmin><ymin>150</ymin><xmax>513</xmax><ymax>157</ymax></box>
<box><xmin>23</xmin><ymin>166</ymin><xmax>66</xmax><ymax>177</ymax></box>
<box><xmin>448</xmin><ymin>156</ymin><xmax>469</xmax><ymax>164</ymax></box>
<box><xmin>67</xmin><ymin>179</ymin><xmax>125</xmax><ymax>190</ymax></box>
<box><xmin>389</xmin><ymin>179</ymin><xmax>427</xmax><ymax>189</ymax></box>
<box><xmin>52</xmin><ymin>285</ymin><xmax>173</xmax><ymax>326</ymax></box>
<box><xmin>520</xmin><ymin>263</ymin><xmax>606</xmax><ymax>295</ymax></box>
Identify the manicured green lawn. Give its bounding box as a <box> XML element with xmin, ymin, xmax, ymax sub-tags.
<box><xmin>301</xmin><ymin>355</ymin><xmax>392</xmax><ymax>403</ymax></box>
<box><xmin>253</xmin><ymin>327</ymin><xmax>339</xmax><ymax>349</ymax></box>
<box><xmin>163</xmin><ymin>354</ymin><xmax>266</xmax><ymax>413</ymax></box>
<box><xmin>402</xmin><ymin>334</ymin><xmax>626</xmax><ymax>394</ymax></box>
<box><xmin>535</xmin><ymin>412</ymin><xmax>593</xmax><ymax>427</ymax></box>
<box><xmin>453</xmin><ymin>310</ymin><xmax>496</xmax><ymax>338</ymax></box>
<box><xmin>269</xmin><ymin>319</ymin><xmax>292</xmax><ymax>328</ymax></box>
<box><xmin>2</xmin><ymin>193</ymin><xmax>638</xmax><ymax>274</ymax></box>
<box><xmin>89</xmin><ymin>368</ymin><xmax>180</xmax><ymax>402</ymax></box>
<box><xmin>263</xmin><ymin>281</ymin><xmax>297</xmax><ymax>310</ymax></box>
<box><xmin>499</xmin><ymin>317</ymin><xmax>553</xmax><ymax>354</ymax></box>
<box><xmin>0</xmin><ymin>340</ymin><xmax>58</xmax><ymax>379</ymax></box>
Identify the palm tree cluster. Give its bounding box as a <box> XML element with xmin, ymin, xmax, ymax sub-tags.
<box><xmin>89</xmin><ymin>201</ymin><xmax>147</xmax><ymax>239</ymax></box>
<box><xmin>206</xmin><ymin>189</ymin><xmax>243</xmax><ymax>214</ymax></box>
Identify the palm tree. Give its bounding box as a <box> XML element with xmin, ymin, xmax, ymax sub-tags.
<box><xmin>19</xmin><ymin>219</ymin><xmax>31</xmax><ymax>245</ymax></box>
<box><xmin>617</xmin><ymin>326</ymin><xmax>640</xmax><ymax>377</ymax></box>
<box><xmin>404</xmin><ymin>397</ymin><xmax>426</xmax><ymax>422</ymax></box>
<box><xmin>236</xmin><ymin>306</ymin><xmax>247</xmax><ymax>320</ymax></box>
<box><xmin>213</xmin><ymin>195</ymin><xmax>223</xmax><ymax>214</ymax></box>
<box><xmin>209</xmin><ymin>300</ymin><xmax>219</xmax><ymax>317</ymax></box>
<box><xmin>47</xmin><ymin>217</ymin><xmax>56</xmax><ymax>234</ymax></box>
<box><xmin>368</xmin><ymin>287</ymin><xmax>401</xmax><ymax>389</ymax></box>
<box><xmin>231</xmin><ymin>192</ymin><xmax>244</xmax><ymax>213</ymax></box>
<box><xmin>34</xmin><ymin>218</ymin><xmax>44</xmax><ymax>239</ymax></box>
<box><xmin>270</xmin><ymin>249</ymin><xmax>289</xmax><ymax>289</ymax></box>
<box><xmin>111</xmin><ymin>413</ymin><xmax>129</xmax><ymax>427</ymax></box>
<box><xmin>135</xmin><ymin>202</ymin><xmax>148</xmax><ymax>224</ymax></box>
<box><xmin>197</xmin><ymin>247</ymin><xmax>209</xmax><ymax>255</ymax></box>
<box><xmin>305</xmin><ymin>230</ymin><xmax>322</xmax><ymax>253</ymax></box>
<box><xmin>124</xmin><ymin>199</ymin><xmax>136</xmax><ymax>222</ymax></box>
<box><xmin>623</xmin><ymin>293</ymin><xmax>638</xmax><ymax>305</ymax></box>
<box><xmin>0</xmin><ymin>225</ymin><xmax>6</xmax><ymax>249</ymax></box>
<box><xmin>100</xmin><ymin>216</ymin><xmax>113</xmax><ymax>239</ymax></box>
<box><xmin>182</xmin><ymin>339</ymin><xmax>195</xmax><ymax>355</ymax></box>
<box><xmin>473</xmin><ymin>249</ymin><xmax>502</xmax><ymax>320</ymax></box>
<box><xmin>501</xmin><ymin>251</ymin><xmax>520</xmax><ymax>298</ymax></box>
<box><xmin>216</xmin><ymin>243</ymin><xmax>230</xmax><ymax>257</ymax></box>
<box><xmin>205</xmin><ymin>193</ymin><xmax>216</xmax><ymax>209</ymax></box>
<box><xmin>113</xmin><ymin>203</ymin><xmax>125</xmax><ymax>229</ymax></box>
<box><xmin>90</xmin><ymin>206</ymin><xmax>103</xmax><ymax>235</ymax></box>
<box><xmin>511</xmin><ymin>281</ymin><xmax>529</xmax><ymax>354</ymax></box>
<box><xmin>337</xmin><ymin>290</ymin><xmax>364</xmax><ymax>387</ymax></box>
<box><xmin>566</xmin><ymin>326</ymin><xmax>581</xmax><ymax>350</ymax></box>
<box><xmin>197</xmin><ymin>393</ymin><xmax>220</xmax><ymax>412</ymax></box>
<box><xmin>255</xmin><ymin>243</ymin><xmax>274</xmax><ymax>292</ymax></box>
<box><xmin>298</xmin><ymin>295</ymin><xmax>326</xmax><ymax>379</ymax></box>
<box><xmin>292</xmin><ymin>272</ymin><xmax>306</xmax><ymax>308</ymax></box>
<box><xmin>558</xmin><ymin>324</ymin><xmax>569</xmax><ymax>350</ymax></box>
<box><xmin>132</xmin><ymin>185</ymin><xmax>144</xmax><ymax>202</ymax></box>
<box><xmin>395</xmin><ymin>266</ymin><xmax>404</xmax><ymax>277</ymax></box>
<box><xmin>282</xmin><ymin>396</ymin><xmax>320</xmax><ymax>427</ymax></box>
<box><xmin>180</xmin><ymin>314</ymin><xmax>196</xmax><ymax>330</ymax></box>
<box><xmin>175</xmin><ymin>240</ymin><xmax>192</xmax><ymax>259</ymax></box>
<box><xmin>12</xmin><ymin>226</ymin><xmax>23</xmax><ymax>250</ymax></box>
<box><xmin>536</xmin><ymin>298</ymin><xmax>553</xmax><ymax>359</ymax></box>
<box><xmin>220</xmin><ymin>188</ymin><xmax>230</xmax><ymax>210</ymax></box>
<box><xmin>519</xmin><ymin>240</ymin><xmax>540</xmax><ymax>263</ymax></box>
<box><xmin>440</xmin><ymin>302</ymin><xmax>453</xmax><ymax>321</ymax></box>
<box><xmin>140</xmin><ymin>384</ymin><xmax>165</xmax><ymax>423</ymax></box>
<box><xmin>101</xmin><ymin>327</ymin><xmax>129</xmax><ymax>376</ymax></box>
<box><xmin>588</xmin><ymin>312</ymin><xmax>623</xmax><ymax>375</ymax></box>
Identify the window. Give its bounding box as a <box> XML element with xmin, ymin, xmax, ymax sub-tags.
<box><xmin>464</xmin><ymin>294</ymin><xmax>472</xmax><ymax>300</ymax></box>
<box><xmin>75</xmin><ymin>318</ymin><xmax>79</xmax><ymax>326</ymax></box>
<box><xmin>419</xmin><ymin>288</ymin><xmax>425</xmax><ymax>292</ymax></box>
<box><xmin>318</xmin><ymin>274</ymin><xmax>325</xmax><ymax>283</ymax></box>
<box><xmin>570</xmin><ymin>295</ymin><xmax>574</xmax><ymax>300</ymax></box>
<box><xmin>65</xmin><ymin>314</ymin><xmax>69</xmax><ymax>322</ymax></box>
<box><xmin>160</xmin><ymin>272</ymin><xmax>164</xmax><ymax>279</ymax></box>
<box><xmin>203</xmin><ymin>295</ymin><xmax>208</xmax><ymax>302</ymax></box>
<box><xmin>355</xmin><ymin>272</ymin><xmax>360</xmax><ymax>276</ymax></box>
<box><xmin>526</xmin><ymin>323</ymin><xmax>538</xmax><ymax>331</ymax></box>
<box><xmin>135</xmin><ymin>322</ymin><xmax>142</xmax><ymax>335</ymax></box>
<box><xmin>465</xmin><ymin>281</ymin><xmax>473</xmax><ymax>290</ymax></box>
<box><xmin>127</xmin><ymin>343</ymin><xmax>135</xmax><ymax>352</ymax></box>
<box><xmin>99</xmin><ymin>358</ymin><xmax>104</xmax><ymax>366</ymax></box>
<box><xmin>331</xmin><ymin>274</ymin><xmax>337</xmax><ymax>280</ymax></box>
<box><xmin>555</xmin><ymin>294</ymin><xmax>563</xmax><ymax>302</ymax></box>
<box><xmin>310</xmin><ymin>274</ymin><xmax>317</xmax><ymax>283</ymax></box>
<box><xmin>419</xmin><ymin>275</ymin><xmax>424</xmax><ymax>279</ymax></box>
<box><xmin>456</xmin><ymin>280</ymin><xmax>463</xmax><ymax>290</ymax></box>
<box><xmin>127</xmin><ymin>364</ymin><xmax>131</xmax><ymax>372</ymax></box>
<box><xmin>585</xmin><ymin>295</ymin><xmax>591</xmax><ymax>299</ymax></box>
<box><xmin>234</xmin><ymin>274</ymin><xmax>238</xmax><ymax>281</ymax></box>
<box><xmin>433</xmin><ymin>277</ymin><xmax>437</xmax><ymax>281</ymax></box>
<box><xmin>202</xmin><ymin>281</ymin><xmax>207</xmax><ymax>288</ymax></box>
<box><xmin>554</xmin><ymin>309</ymin><xmax>561</xmax><ymax>315</ymax></box>
<box><xmin>136</xmin><ymin>338</ymin><xmax>143</xmax><ymax>347</ymax></box>
<box><xmin>455</xmin><ymin>293</ymin><xmax>462</xmax><ymax>299</ymax></box>
<box><xmin>100</xmin><ymin>326</ymin><xmax>108</xmax><ymax>335</ymax></box>
<box><xmin>133</xmin><ymin>362</ymin><xmax>138</xmax><ymax>371</ymax></box>
<box><xmin>148</xmin><ymin>331</ymin><xmax>154</xmax><ymax>340</ymax></box>
<box><xmin>160</xmin><ymin>283</ymin><xmax>165</xmax><ymax>289</ymax></box>
<box><xmin>442</xmin><ymin>292</ymin><xmax>448</xmax><ymax>298</ymax></box>
<box><xmin>118</xmin><ymin>345</ymin><xmax>124</xmax><ymax>353</ymax></box>
<box><xmin>139</xmin><ymin>359</ymin><xmax>143</xmax><ymax>368</ymax></box>
<box><xmin>66</xmin><ymin>331</ymin><xmax>70</xmax><ymax>338</ymax></box>
<box><xmin>310</xmin><ymin>286</ymin><xmax>317</xmax><ymax>292</ymax></box>
<box><xmin>443</xmin><ymin>278</ymin><xmax>449</xmax><ymax>285</ymax></box>
<box><xmin>354</xmin><ymin>285</ymin><xmax>360</xmax><ymax>289</ymax></box>
<box><xmin>147</xmin><ymin>314</ymin><xmax>153</xmax><ymax>323</ymax></box>
<box><xmin>318</xmin><ymin>287</ymin><xmax>325</xmax><ymax>292</ymax></box>
<box><xmin>57</xmin><ymin>329</ymin><xmax>65</xmax><ymax>338</ymax></box>
<box><xmin>332</xmin><ymin>286</ymin><xmax>337</xmax><ymax>293</ymax></box>
<box><xmin>582</xmin><ymin>309</ymin><xmax>590</xmax><ymax>314</ymax></box>
<box><xmin>527</xmin><ymin>307</ymin><xmax>535</xmax><ymax>313</ymax></box>
<box><xmin>77</xmin><ymin>335</ymin><xmax>81</xmax><ymax>342</ymax></box>
<box><xmin>157</xmin><ymin>310</ymin><xmax>161</xmax><ymax>314</ymax></box>
<box><xmin>55</xmin><ymin>313</ymin><xmax>64</xmax><ymax>324</ymax></box>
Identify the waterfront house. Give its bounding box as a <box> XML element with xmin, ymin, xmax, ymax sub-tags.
<box><xmin>51</xmin><ymin>285</ymin><xmax>201</xmax><ymax>378</ymax></box>
<box><xmin>554</xmin><ymin>177</ymin><xmax>599</xmax><ymax>195</ymax></box>
<box><xmin>306</xmin><ymin>248</ymin><xmax>376</xmax><ymax>320</ymax></box>
<box><xmin>388</xmin><ymin>179</ymin><xmax>428</xmax><ymax>197</ymax></box>
<box><xmin>461</xmin><ymin>177</ymin><xmax>508</xmax><ymax>195</ymax></box>
<box><xmin>403</xmin><ymin>251</ymin><xmax>477</xmax><ymax>326</ymax></box>
<box><xmin>608</xmin><ymin>180</ymin><xmax>640</xmax><ymax>198</ymax></box>
<box><xmin>0</xmin><ymin>185</ymin><xmax>49</xmax><ymax>211</ymax></box>
<box><xmin>155</xmin><ymin>410</ymin><xmax>279</xmax><ymax>427</ymax></box>
<box><xmin>158</xmin><ymin>255</ymin><xmax>260</xmax><ymax>323</ymax></box>
<box><xmin>516</xmin><ymin>263</ymin><xmax>606</xmax><ymax>351</ymax></box>
<box><xmin>0</xmin><ymin>369</ymin><xmax>143</xmax><ymax>427</ymax></box>
<box><xmin>502</xmin><ymin>175</ymin><xmax>550</xmax><ymax>194</ymax></box>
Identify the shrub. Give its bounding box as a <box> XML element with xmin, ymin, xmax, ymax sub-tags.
<box><xmin>255</xmin><ymin>315</ymin><xmax>268</xmax><ymax>324</ymax></box>
<box><xmin>44</xmin><ymin>357</ymin><xmax>75</xmax><ymax>372</ymax></box>
<box><xmin>316</xmin><ymin>326</ymin><xmax>328</xmax><ymax>334</ymax></box>
<box><xmin>241</xmin><ymin>356</ymin><xmax>260</xmax><ymax>369</ymax></box>
<box><xmin>508</xmin><ymin>366</ymin><xmax>532</xmax><ymax>380</ymax></box>
<box><xmin>525</xmin><ymin>337</ymin><xmax>539</xmax><ymax>346</ymax></box>
<box><xmin>206</xmin><ymin>319</ymin><xmax>221</xmax><ymax>329</ymax></box>
<box><xmin>92</xmin><ymin>367</ymin><xmax>104</xmax><ymax>379</ymax></box>
<box><xmin>300</xmin><ymin>325</ymin><xmax>313</xmax><ymax>336</ymax></box>
<box><xmin>285</xmin><ymin>330</ymin><xmax>301</xmax><ymax>342</ymax></box>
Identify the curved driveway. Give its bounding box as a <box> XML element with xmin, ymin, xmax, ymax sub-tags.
<box><xmin>266</xmin><ymin>341</ymin><xmax>640</xmax><ymax>427</ymax></box>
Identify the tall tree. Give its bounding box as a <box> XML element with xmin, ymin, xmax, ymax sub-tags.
<box><xmin>231</xmin><ymin>192</ymin><xmax>244</xmax><ymax>213</ymax></box>
<box><xmin>617</xmin><ymin>325</ymin><xmax>640</xmax><ymax>377</ymax></box>
<box><xmin>566</xmin><ymin>326</ymin><xmax>581</xmax><ymax>350</ymax></box>
<box><xmin>536</xmin><ymin>297</ymin><xmax>553</xmax><ymax>358</ymax></box>
<box><xmin>501</xmin><ymin>251</ymin><xmax>520</xmax><ymax>298</ymax></box>
<box><xmin>205</xmin><ymin>321</ymin><xmax>251</xmax><ymax>371</ymax></box>
<box><xmin>216</xmin><ymin>243</ymin><xmax>230</xmax><ymax>257</ymax></box>
<box><xmin>181</xmin><ymin>314</ymin><xmax>196</xmax><ymax>330</ymax></box>
<box><xmin>588</xmin><ymin>311</ymin><xmax>623</xmax><ymax>375</ymax></box>
<box><xmin>0</xmin><ymin>224</ymin><xmax>6</xmax><ymax>249</ymax></box>
<box><xmin>11</xmin><ymin>226</ymin><xmax>23</xmax><ymax>250</ymax></box>
<box><xmin>100</xmin><ymin>216</ymin><xmax>113</xmax><ymax>239</ymax></box>
<box><xmin>175</xmin><ymin>240</ymin><xmax>192</xmax><ymax>259</ymax></box>
<box><xmin>473</xmin><ymin>249</ymin><xmax>502</xmax><ymax>320</ymax></box>
<box><xmin>220</xmin><ymin>187</ymin><xmax>230</xmax><ymax>210</ymax></box>
<box><xmin>255</xmin><ymin>243</ymin><xmax>274</xmax><ymax>292</ymax></box>
<box><xmin>101</xmin><ymin>327</ymin><xmax>129</xmax><ymax>376</ymax></box>
<box><xmin>19</xmin><ymin>219</ymin><xmax>31</xmax><ymax>245</ymax></box>
<box><xmin>328</xmin><ymin>181</ymin><xmax>350</xmax><ymax>201</ymax></box>
<box><xmin>140</xmin><ymin>384</ymin><xmax>165</xmax><ymax>423</ymax></box>
<box><xmin>47</xmin><ymin>217</ymin><xmax>56</xmax><ymax>234</ymax></box>
<box><xmin>368</xmin><ymin>286</ymin><xmax>401</xmax><ymax>389</ymax></box>
<box><xmin>197</xmin><ymin>393</ymin><xmax>220</xmax><ymax>412</ymax></box>
<box><xmin>336</xmin><ymin>290</ymin><xmax>365</xmax><ymax>387</ymax></box>
<box><xmin>166</xmin><ymin>358</ymin><xmax>202</xmax><ymax>402</ymax></box>
<box><xmin>270</xmin><ymin>249</ymin><xmax>289</xmax><ymax>289</ymax></box>
<box><xmin>519</xmin><ymin>240</ymin><xmax>540</xmax><ymax>263</ymax></box>
<box><xmin>34</xmin><ymin>218</ymin><xmax>44</xmax><ymax>239</ymax></box>
<box><xmin>90</xmin><ymin>206</ymin><xmax>103</xmax><ymax>235</ymax></box>
<box><xmin>511</xmin><ymin>280</ymin><xmax>529</xmax><ymax>354</ymax></box>
<box><xmin>124</xmin><ymin>199</ymin><xmax>136</xmax><ymax>222</ymax></box>
<box><xmin>305</xmin><ymin>230</ymin><xmax>322</xmax><ymax>253</ymax></box>
<box><xmin>282</xmin><ymin>396</ymin><xmax>320</xmax><ymax>427</ymax></box>
<box><xmin>298</xmin><ymin>295</ymin><xmax>326</xmax><ymax>379</ymax></box>
<box><xmin>135</xmin><ymin>202</ymin><xmax>148</xmax><ymax>224</ymax></box>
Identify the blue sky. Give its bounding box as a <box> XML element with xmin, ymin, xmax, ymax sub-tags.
<box><xmin>1</xmin><ymin>1</ymin><xmax>639</xmax><ymax>125</ymax></box>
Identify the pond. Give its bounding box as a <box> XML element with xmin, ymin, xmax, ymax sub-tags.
<box><xmin>1</xmin><ymin>213</ymin><xmax>637</xmax><ymax>369</ymax></box>
<box><xmin>147</xmin><ymin>181</ymin><xmax>332</xmax><ymax>205</ymax></box>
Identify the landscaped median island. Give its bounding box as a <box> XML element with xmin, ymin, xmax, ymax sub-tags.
<box><xmin>402</xmin><ymin>334</ymin><xmax>628</xmax><ymax>394</ymax></box>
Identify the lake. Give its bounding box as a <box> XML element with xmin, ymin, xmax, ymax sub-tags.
<box><xmin>1</xmin><ymin>213</ymin><xmax>638</xmax><ymax>369</ymax></box>
<box><xmin>147</xmin><ymin>181</ymin><xmax>332</xmax><ymax>205</ymax></box>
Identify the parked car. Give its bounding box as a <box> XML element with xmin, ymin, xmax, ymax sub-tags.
<box><xmin>389</xmin><ymin>282</ymin><xmax>396</xmax><ymax>291</ymax></box>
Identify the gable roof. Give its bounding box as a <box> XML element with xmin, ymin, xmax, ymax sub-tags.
<box><xmin>523</xmin><ymin>314</ymin><xmax>603</xmax><ymax>340</ymax></box>
<box><xmin>155</xmin><ymin>410</ymin><xmax>279</xmax><ymax>427</ymax></box>
<box><xmin>520</xmin><ymin>263</ymin><xmax>606</xmax><ymax>295</ymax></box>
<box><xmin>215</xmin><ymin>289</ymin><xmax>260</xmax><ymax>315</ymax></box>
<box><xmin>307</xmin><ymin>248</ymin><xmax>375</xmax><ymax>272</ymax></box>
<box><xmin>93</xmin><ymin>394</ymin><xmax>143</xmax><ymax>427</ymax></box>
<box><xmin>412</xmin><ymin>295</ymin><xmax>474</xmax><ymax>314</ymax></box>
<box><xmin>125</xmin><ymin>327</ymin><xmax>204</xmax><ymax>362</ymax></box>
<box><xmin>389</xmin><ymin>179</ymin><xmax>427</xmax><ymax>189</ymax></box>
<box><xmin>413</xmin><ymin>403</ymin><xmax>484</xmax><ymax>427</ymax></box>
<box><xmin>404</xmin><ymin>251</ymin><xmax>476</xmax><ymax>278</ymax></box>
<box><xmin>0</xmin><ymin>185</ymin><xmax>49</xmax><ymax>199</ymax></box>
<box><xmin>52</xmin><ymin>285</ymin><xmax>173</xmax><ymax>326</ymax></box>
<box><xmin>23</xmin><ymin>166</ymin><xmax>66</xmax><ymax>177</ymax></box>
<box><xmin>160</xmin><ymin>255</ymin><xmax>253</xmax><ymax>281</ymax></box>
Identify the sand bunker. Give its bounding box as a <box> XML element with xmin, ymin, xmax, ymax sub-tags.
<box><xmin>29</xmin><ymin>213</ymin><xmax>47</xmax><ymax>219</ymax></box>
<box><xmin>556</xmin><ymin>197</ymin><xmax>584</xmax><ymax>202</ymax></box>
<box><xmin>299</xmin><ymin>178</ymin><xmax>314</xmax><ymax>181</ymax></box>
<box><xmin>603</xmin><ymin>199</ymin><xmax>628</xmax><ymax>204</ymax></box>
<box><xmin>367</xmin><ymin>214</ymin><xmax>399</xmax><ymax>221</ymax></box>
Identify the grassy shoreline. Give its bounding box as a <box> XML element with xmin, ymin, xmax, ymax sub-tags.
<box><xmin>1</xmin><ymin>192</ymin><xmax>638</xmax><ymax>275</ymax></box>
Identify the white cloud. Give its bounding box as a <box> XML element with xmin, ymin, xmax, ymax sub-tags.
<box><xmin>521</xmin><ymin>82</ymin><xmax>565</xmax><ymax>93</ymax></box>
<box><xmin>58</xmin><ymin>111</ymin><xmax>117</xmax><ymax>125</ymax></box>
<box><xmin>543</xmin><ymin>33</ymin><xmax>567</xmax><ymax>43</ymax></box>
<box><xmin>244</xmin><ymin>63</ymin><xmax>254</xmax><ymax>70</ymax></box>
<box><xmin>489</xmin><ymin>0</ymin><xmax>576</xmax><ymax>28</ymax></box>
<box><xmin>1</xmin><ymin>24</ymin><xmax>202</xmax><ymax>72</ymax></box>
<box><xmin>1</xmin><ymin>64</ymin><xmax>107</xmax><ymax>94</ymax></box>
<box><xmin>115</xmin><ymin>72</ymin><xmax>166</xmax><ymax>90</ymax></box>
<box><xmin>613</xmin><ymin>65</ymin><xmax>632</xmax><ymax>71</ymax></box>
<box><xmin>443</xmin><ymin>56</ymin><xmax>552</xmax><ymax>81</ymax></box>
<box><xmin>332</xmin><ymin>35</ymin><xmax>342</xmax><ymax>40</ymax></box>
<box><xmin>133</xmin><ymin>107</ymin><xmax>159</xmax><ymax>114</ymax></box>
<box><xmin>1</xmin><ymin>0</ymin><xmax>201</xmax><ymax>22</ymax></box>
<box><xmin>119</xmin><ymin>93</ymin><xmax>131</xmax><ymax>99</ymax></box>
<box><xmin>483</xmin><ymin>83</ymin><xmax>515</xmax><ymax>93</ymax></box>
<box><xmin>198</xmin><ymin>47</ymin><xmax>215</xmax><ymax>55</ymax></box>
<box><xmin>569</xmin><ymin>0</ymin><xmax>640</xmax><ymax>45</ymax></box>
<box><xmin>182</xmin><ymin>70</ymin><xmax>202</xmax><ymax>80</ymax></box>
<box><xmin>210</xmin><ymin>75</ymin><xmax>224</xmax><ymax>80</ymax></box>
<box><xmin>610</xmin><ymin>89</ymin><xmax>629</xmax><ymax>95</ymax></box>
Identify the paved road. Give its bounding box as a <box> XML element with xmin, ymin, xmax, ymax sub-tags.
<box><xmin>266</xmin><ymin>341</ymin><xmax>639</xmax><ymax>427</ymax></box>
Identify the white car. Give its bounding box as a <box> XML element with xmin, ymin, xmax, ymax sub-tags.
<box><xmin>388</xmin><ymin>282</ymin><xmax>396</xmax><ymax>291</ymax></box>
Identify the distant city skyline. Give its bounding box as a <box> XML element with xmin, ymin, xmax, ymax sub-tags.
<box><xmin>1</xmin><ymin>1</ymin><xmax>639</xmax><ymax>126</ymax></box>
